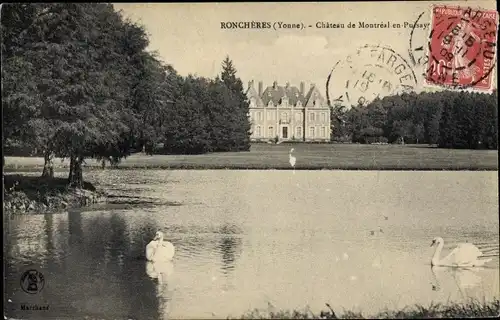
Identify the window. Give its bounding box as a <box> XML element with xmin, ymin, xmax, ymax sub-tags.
<box><xmin>309</xmin><ymin>112</ymin><xmax>315</xmax><ymax>122</ymax></box>
<box><xmin>295</xmin><ymin>112</ymin><xmax>302</xmax><ymax>122</ymax></box>
<box><xmin>321</xmin><ymin>126</ymin><xmax>326</xmax><ymax>137</ymax></box>
<box><xmin>321</xmin><ymin>112</ymin><xmax>326</xmax><ymax>123</ymax></box>
<box><xmin>309</xmin><ymin>127</ymin><xmax>315</xmax><ymax>137</ymax></box>
<box><xmin>257</xmin><ymin>111</ymin><xmax>263</xmax><ymax>121</ymax></box>
<box><xmin>256</xmin><ymin>126</ymin><xmax>261</xmax><ymax>137</ymax></box>
<box><xmin>281</xmin><ymin>96</ymin><xmax>288</xmax><ymax>107</ymax></box>
<box><xmin>267</xmin><ymin>111</ymin><xmax>274</xmax><ymax>120</ymax></box>
<box><xmin>296</xmin><ymin>126</ymin><xmax>302</xmax><ymax>138</ymax></box>
<box><xmin>280</xmin><ymin>112</ymin><xmax>288</xmax><ymax>122</ymax></box>
<box><xmin>268</xmin><ymin>126</ymin><xmax>274</xmax><ymax>138</ymax></box>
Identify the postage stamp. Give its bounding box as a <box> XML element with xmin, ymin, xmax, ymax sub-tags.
<box><xmin>425</xmin><ymin>5</ymin><xmax>498</xmax><ymax>91</ymax></box>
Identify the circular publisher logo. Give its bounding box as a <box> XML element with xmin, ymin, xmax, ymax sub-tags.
<box><xmin>20</xmin><ymin>269</ymin><xmax>45</xmax><ymax>294</ymax></box>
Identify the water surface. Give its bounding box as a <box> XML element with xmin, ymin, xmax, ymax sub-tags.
<box><xmin>4</xmin><ymin>170</ymin><xmax>499</xmax><ymax>319</ymax></box>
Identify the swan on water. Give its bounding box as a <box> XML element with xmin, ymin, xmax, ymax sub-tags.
<box><xmin>146</xmin><ymin>231</ymin><xmax>175</xmax><ymax>262</ymax></box>
<box><xmin>430</xmin><ymin>237</ymin><xmax>491</xmax><ymax>267</ymax></box>
<box><xmin>289</xmin><ymin>148</ymin><xmax>296</xmax><ymax>173</ymax></box>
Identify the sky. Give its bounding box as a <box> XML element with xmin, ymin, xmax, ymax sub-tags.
<box><xmin>114</xmin><ymin>1</ymin><xmax>497</xmax><ymax>105</ymax></box>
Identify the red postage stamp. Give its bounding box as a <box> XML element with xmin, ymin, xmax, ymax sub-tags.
<box><xmin>425</xmin><ymin>5</ymin><xmax>498</xmax><ymax>91</ymax></box>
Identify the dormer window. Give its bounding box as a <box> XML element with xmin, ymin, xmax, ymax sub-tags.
<box><xmin>297</xmin><ymin>101</ymin><xmax>302</xmax><ymax>107</ymax></box>
<box><xmin>268</xmin><ymin>100</ymin><xmax>274</xmax><ymax>107</ymax></box>
<box><xmin>281</xmin><ymin>96</ymin><xmax>288</xmax><ymax>107</ymax></box>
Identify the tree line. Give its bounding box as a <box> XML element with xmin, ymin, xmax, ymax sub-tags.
<box><xmin>2</xmin><ymin>3</ymin><xmax>251</xmax><ymax>187</ymax></box>
<box><xmin>331</xmin><ymin>90</ymin><xmax>498</xmax><ymax>149</ymax></box>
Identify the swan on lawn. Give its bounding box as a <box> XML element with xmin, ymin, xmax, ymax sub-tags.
<box><xmin>430</xmin><ymin>237</ymin><xmax>491</xmax><ymax>267</ymax></box>
<box><xmin>289</xmin><ymin>148</ymin><xmax>296</xmax><ymax>173</ymax></box>
<box><xmin>146</xmin><ymin>231</ymin><xmax>175</xmax><ymax>262</ymax></box>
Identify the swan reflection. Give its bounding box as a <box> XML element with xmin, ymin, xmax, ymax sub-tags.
<box><xmin>430</xmin><ymin>266</ymin><xmax>483</xmax><ymax>298</ymax></box>
<box><xmin>146</xmin><ymin>260</ymin><xmax>174</xmax><ymax>285</ymax></box>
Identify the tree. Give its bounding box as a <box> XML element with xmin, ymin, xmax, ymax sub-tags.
<box><xmin>421</xmin><ymin>94</ymin><xmax>442</xmax><ymax>145</ymax></box>
<box><xmin>127</xmin><ymin>52</ymin><xmax>174</xmax><ymax>154</ymax></box>
<box><xmin>482</xmin><ymin>91</ymin><xmax>498</xmax><ymax>150</ymax></box>
<box><xmin>163</xmin><ymin>75</ymin><xmax>211</xmax><ymax>154</ymax></box>
<box><xmin>2</xmin><ymin>4</ymin><xmax>164</xmax><ymax>186</ymax></box>
<box><xmin>438</xmin><ymin>97</ymin><xmax>457</xmax><ymax>148</ymax></box>
<box><xmin>1</xmin><ymin>4</ymin><xmax>52</xmax><ymax>171</ymax></box>
<box><xmin>220</xmin><ymin>56</ymin><xmax>251</xmax><ymax>151</ymax></box>
<box><xmin>220</xmin><ymin>56</ymin><xmax>238</xmax><ymax>92</ymax></box>
<box><xmin>412</xmin><ymin>123</ymin><xmax>425</xmax><ymax>144</ymax></box>
<box><xmin>330</xmin><ymin>105</ymin><xmax>351</xmax><ymax>142</ymax></box>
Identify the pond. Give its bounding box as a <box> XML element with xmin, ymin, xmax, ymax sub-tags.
<box><xmin>4</xmin><ymin>170</ymin><xmax>499</xmax><ymax>319</ymax></box>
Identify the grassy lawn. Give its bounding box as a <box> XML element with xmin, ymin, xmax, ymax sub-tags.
<box><xmin>3</xmin><ymin>143</ymin><xmax>498</xmax><ymax>171</ymax></box>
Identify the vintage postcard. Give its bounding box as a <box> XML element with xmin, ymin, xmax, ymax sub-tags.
<box><xmin>2</xmin><ymin>1</ymin><xmax>499</xmax><ymax>320</ymax></box>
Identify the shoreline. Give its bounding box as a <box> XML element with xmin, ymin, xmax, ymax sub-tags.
<box><xmin>237</xmin><ymin>299</ymin><xmax>500</xmax><ymax>319</ymax></box>
<box><xmin>3</xmin><ymin>298</ymin><xmax>499</xmax><ymax>319</ymax></box>
<box><xmin>3</xmin><ymin>175</ymin><xmax>106</xmax><ymax>215</ymax></box>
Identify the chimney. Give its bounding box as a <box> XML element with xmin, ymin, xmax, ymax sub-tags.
<box><xmin>273</xmin><ymin>81</ymin><xmax>278</xmax><ymax>89</ymax></box>
<box><xmin>300</xmin><ymin>82</ymin><xmax>305</xmax><ymax>95</ymax></box>
<box><xmin>285</xmin><ymin>82</ymin><xmax>290</xmax><ymax>89</ymax></box>
<box><xmin>310</xmin><ymin>83</ymin><xmax>316</xmax><ymax>90</ymax></box>
<box><xmin>248</xmin><ymin>80</ymin><xmax>254</xmax><ymax>90</ymax></box>
<box><xmin>258</xmin><ymin>81</ymin><xmax>263</xmax><ymax>96</ymax></box>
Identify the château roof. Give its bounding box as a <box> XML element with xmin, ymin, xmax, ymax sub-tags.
<box><xmin>303</xmin><ymin>85</ymin><xmax>325</xmax><ymax>108</ymax></box>
<box><xmin>245</xmin><ymin>85</ymin><xmax>264</xmax><ymax>107</ymax></box>
<box><xmin>246</xmin><ymin>81</ymin><xmax>325</xmax><ymax>108</ymax></box>
<box><xmin>261</xmin><ymin>84</ymin><xmax>306</xmax><ymax>106</ymax></box>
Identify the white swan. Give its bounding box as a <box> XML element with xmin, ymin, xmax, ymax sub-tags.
<box><xmin>146</xmin><ymin>231</ymin><xmax>175</xmax><ymax>262</ymax></box>
<box><xmin>430</xmin><ymin>237</ymin><xmax>491</xmax><ymax>267</ymax></box>
<box><xmin>289</xmin><ymin>148</ymin><xmax>296</xmax><ymax>173</ymax></box>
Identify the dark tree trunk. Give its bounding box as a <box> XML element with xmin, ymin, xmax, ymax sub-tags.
<box><xmin>68</xmin><ymin>155</ymin><xmax>83</xmax><ymax>188</ymax></box>
<box><xmin>68</xmin><ymin>155</ymin><xmax>75</xmax><ymax>183</ymax></box>
<box><xmin>2</xmin><ymin>155</ymin><xmax>4</xmax><ymax>194</ymax></box>
<box><xmin>41</xmin><ymin>150</ymin><xmax>54</xmax><ymax>178</ymax></box>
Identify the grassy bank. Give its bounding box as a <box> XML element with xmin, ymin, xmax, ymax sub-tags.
<box><xmin>3</xmin><ymin>143</ymin><xmax>498</xmax><ymax>171</ymax></box>
<box><xmin>3</xmin><ymin>174</ymin><xmax>106</xmax><ymax>214</ymax></box>
<box><xmin>238</xmin><ymin>299</ymin><xmax>500</xmax><ymax>319</ymax></box>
